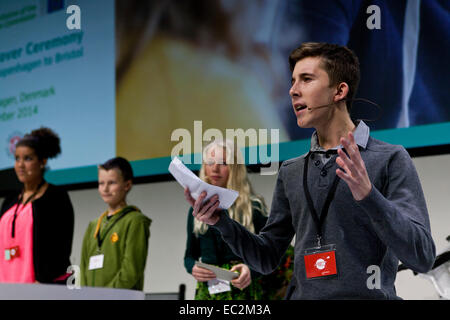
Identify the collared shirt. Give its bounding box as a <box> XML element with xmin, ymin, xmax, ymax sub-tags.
<box><xmin>214</xmin><ymin>121</ymin><xmax>435</xmax><ymax>299</ymax></box>
<box><xmin>310</xmin><ymin>120</ymin><xmax>370</xmax><ymax>165</ymax></box>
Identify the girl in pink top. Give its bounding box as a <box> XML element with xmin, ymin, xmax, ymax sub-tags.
<box><xmin>0</xmin><ymin>202</ymin><xmax>35</xmax><ymax>283</ymax></box>
<box><xmin>0</xmin><ymin>127</ymin><xmax>74</xmax><ymax>284</ymax></box>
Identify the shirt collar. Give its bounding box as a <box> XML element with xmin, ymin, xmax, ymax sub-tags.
<box><xmin>310</xmin><ymin>120</ymin><xmax>370</xmax><ymax>152</ymax></box>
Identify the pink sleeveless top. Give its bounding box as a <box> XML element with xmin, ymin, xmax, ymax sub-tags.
<box><xmin>0</xmin><ymin>202</ymin><xmax>35</xmax><ymax>283</ymax></box>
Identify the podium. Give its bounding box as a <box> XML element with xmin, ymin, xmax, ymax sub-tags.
<box><xmin>0</xmin><ymin>283</ymin><xmax>145</xmax><ymax>300</ymax></box>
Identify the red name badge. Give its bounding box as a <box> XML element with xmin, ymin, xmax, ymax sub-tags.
<box><xmin>304</xmin><ymin>249</ymin><xmax>337</xmax><ymax>279</ymax></box>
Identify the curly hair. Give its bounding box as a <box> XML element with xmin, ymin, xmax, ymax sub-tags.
<box><xmin>16</xmin><ymin>127</ymin><xmax>61</xmax><ymax>160</ymax></box>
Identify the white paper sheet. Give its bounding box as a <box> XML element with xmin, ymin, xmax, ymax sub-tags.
<box><xmin>168</xmin><ymin>157</ymin><xmax>239</xmax><ymax>209</ymax></box>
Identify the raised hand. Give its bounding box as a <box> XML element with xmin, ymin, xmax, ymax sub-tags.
<box><xmin>335</xmin><ymin>132</ymin><xmax>372</xmax><ymax>201</ymax></box>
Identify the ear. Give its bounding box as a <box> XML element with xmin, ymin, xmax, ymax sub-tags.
<box><xmin>124</xmin><ymin>180</ymin><xmax>132</xmax><ymax>193</ymax></box>
<box><xmin>333</xmin><ymin>82</ymin><xmax>349</xmax><ymax>102</ymax></box>
<box><xmin>40</xmin><ymin>158</ymin><xmax>48</xmax><ymax>169</ymax></box>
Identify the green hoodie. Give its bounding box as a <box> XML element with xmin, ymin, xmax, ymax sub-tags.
<box><xmin>80</xmin><ymin>206</ymin><xmax>151</xmax><ymax>290</ymax></box>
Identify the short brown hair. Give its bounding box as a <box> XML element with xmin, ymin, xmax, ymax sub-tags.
<box><xmin>289</xmin><ymin>42</ymin><xmax>360</xmax><ymax>112</ymax></box>
<box><xmin>99</xmin><ymin>157</ymin><xmax>133</xmax><ymax>182</ymax></box>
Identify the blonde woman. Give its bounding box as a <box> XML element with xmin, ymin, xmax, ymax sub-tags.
<box><xmin>183</xmin><ymin>139</ymin><xmax>268</xmax><ymax>300</ymax></box>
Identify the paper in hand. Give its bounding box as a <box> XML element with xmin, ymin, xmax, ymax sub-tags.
<box><xmin>196</xmin><ymin>261</ymin><xmax>239</xmax><ymax>282</ymax></box>
<box><xmin>168</xmin><ymin>157</ymin><xmax>238</xmax><ymax>209</ymax></box>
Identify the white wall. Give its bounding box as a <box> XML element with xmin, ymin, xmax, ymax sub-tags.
<box><xmin>394</xmin><ymin>154</ymin><xmax>450</xmax><ymax>299</ymax></box>
<box><xmin>1</xmin><ymin>153</ymin><xmax>449</xmax><ymax>300</ymax></box>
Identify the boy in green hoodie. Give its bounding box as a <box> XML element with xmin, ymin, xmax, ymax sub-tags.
<box><xmin>81</xmin><ymin>157</ymin><xmax>151</xmax><ymax>290</ymax></box>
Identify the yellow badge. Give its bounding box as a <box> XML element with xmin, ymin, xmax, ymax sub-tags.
<box><xmin>111</xmin><ymin>232</ymin><xmax>119</xmax><ymax>243</ymax></box>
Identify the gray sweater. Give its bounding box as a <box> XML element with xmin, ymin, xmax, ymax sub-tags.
<box><xmin>213</xmin><ymin>122</ymin><xmax>436</xmax><ymax>299</ymax></box>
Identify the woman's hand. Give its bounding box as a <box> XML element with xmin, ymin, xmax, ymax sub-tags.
<box><xmin>230</xmin><ymin>264</ymin><xmax>252</xmax><ymax>290</ymax></box>
<box><xmin>192</xmin><ymin>264</ymin><xmax>217</xmax><ymax>282</ymax></box>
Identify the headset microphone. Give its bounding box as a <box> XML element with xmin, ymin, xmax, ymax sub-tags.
<box><xmin>307</xmin><ymin>101</ymin><xmax>342</xmax><ymax>111</ymax></box>
<box><xmin>305</xmin><ymin>98</ymin><xmax>382</xmax><ymax>122</ymax></box>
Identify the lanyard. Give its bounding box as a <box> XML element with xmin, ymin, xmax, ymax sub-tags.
<box><xmin>96</xmin><ymin>206</ymin><xmax>134</xmax><ymax>249</ymax></box>
<box><xmin>303</xmin><ymin>152</ymin><xmax>340</xmax><ymax>247</ymax></box>
<box><xmin>11</xmin><ymin>179</ymin><xmax>46</xmax><ymax>238</ymax></box>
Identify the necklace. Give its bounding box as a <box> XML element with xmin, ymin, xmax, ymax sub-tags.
<box><xmin>11</xmin><ymin>179</ymin><xmax>46</xmax><ymax>238</ymax></box>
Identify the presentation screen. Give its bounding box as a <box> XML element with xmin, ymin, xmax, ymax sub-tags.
<box><xmin>1</xmin><ymin>0</ymin><xmax>449</xmax><ymax>188</ymax></box>
<box><xmin>0</xmin><ymin>0</ymin><xmax>114</xmax><ymax>186</ymax></box>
